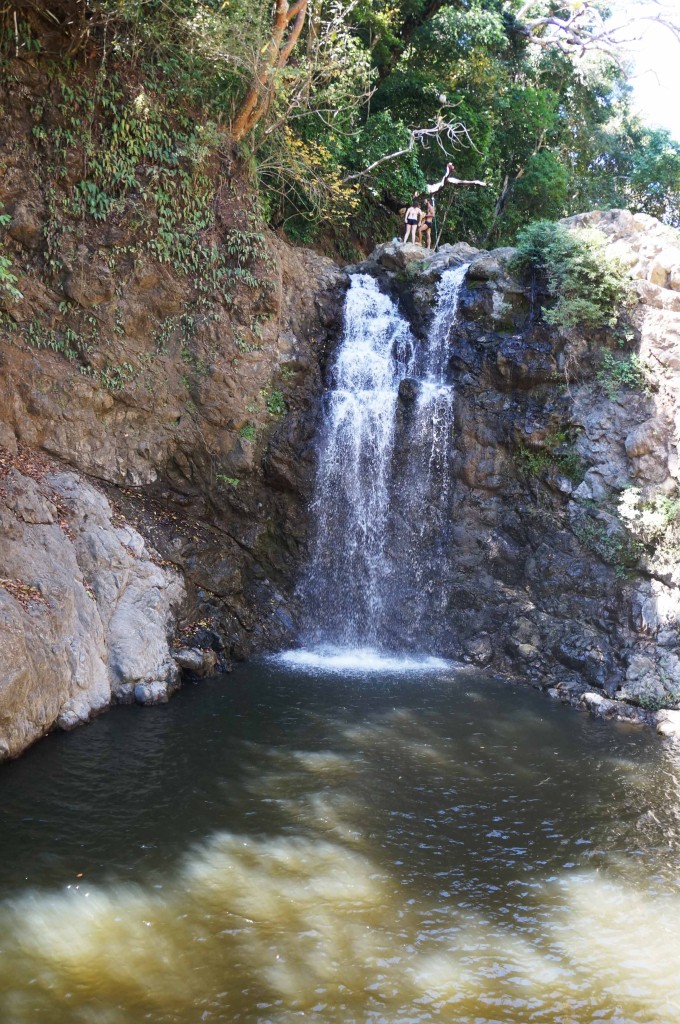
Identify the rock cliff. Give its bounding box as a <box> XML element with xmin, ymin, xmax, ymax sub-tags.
<box><xmin>3</xmin><ymin>80</ymin><xmax>680</xmax><ymax>763</ymax></box>
<box><xmin>0</xmin><ymin>59</ymin><xmax>348</xmax><ymax>759</ymax></box>
<box><xmin>0</xmin><ymin>225</ymin><xmax>346</xmax><ymax>759</ymax></box>
<box><xmin>0</xmin><ymin>452</ymin><xmax>184</xmax><ymax>759</ymax></box>
<box><xmin>351</xmin><ymin>211</ymin><xmax>680</xmax><ymax>734</ymax></box>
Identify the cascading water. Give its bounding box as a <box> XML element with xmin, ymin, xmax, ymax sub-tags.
<box><xmin>294</xmin><ymin>263</ymin><xmax>468</xmax><ymax>661</ymax></box>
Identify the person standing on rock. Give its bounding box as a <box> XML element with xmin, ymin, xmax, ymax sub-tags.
<box><xmin>418</xmin><ymin>197</ymin><xmax>435</xmax><ymax>249</ymax></box>
<box><xmin>403</xmin><ymin>200</ymin><xmax>422</xmax><ymax>244</ymax></box>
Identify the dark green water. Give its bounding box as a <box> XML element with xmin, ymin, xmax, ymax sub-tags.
<box><xmin>1</xmin><ymin>656</ymin><xmax>680</xmax><ymax>1023</ymax></box>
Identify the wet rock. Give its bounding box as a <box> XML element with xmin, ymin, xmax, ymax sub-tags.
<box><xmin>467</xmin><ymin>256</ymin><xmax>503</xmax><ymax>282</ymax></box>
<box><xmin>496</xmin><ymin>336</ymin><xmax>557</xmax><ymax>387</ymax></box>
<box><xmin>134</xmin><ymin>680</ymin><xmax>175</xmax><ymax>705</ymax></box>
<box><xmin>174</xmin><ymin>647</ymin><xmax>218</xmax><ymax>677</ymax></box>
<box><xmin>418</xmin><ymin>243</ymin><xmax>481</xmax><ymax>282</ymax></box>
<box><xmin>624</xmin><ymin>418</ymin><xmax>668</xmax><ymax>483</ymax></box>
<box><xmin>655</xmin><ymin>709</ymin><xmax>680</xmax><ymax>738</ymax></box>
<box><xmin>553</xmin><ymin>633</ymin><xmax>609</xmax><ymax>689</ymax></box>
<box><xmin>369</xmin><ymin>241</ymin><xmax>428</xmax><ymax>273</ymax></box>
<box><xmin>464</xmin><ymin>635</ymin><xmax>493</xmax><ymax>666</ymax></box>
<box><xmin>581</xmin><ymin>691</ymin><xmax>648</xmax><ymax>724</ymax></box>
<box><xmin>398</xmin><ymin>377</ymin><xmax>420</xmax><ymax>405</ymax></box>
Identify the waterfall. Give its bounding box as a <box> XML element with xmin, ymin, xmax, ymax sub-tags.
<box><xmin>297</xmin><ymin>264</ymin><xmax>468</xmax><ymax>655</ymax></box>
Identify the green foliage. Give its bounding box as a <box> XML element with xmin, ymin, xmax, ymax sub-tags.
<box><xmin>234</xmin><ymin>332</ymin><xmax>259</xmax><ymax>354</ymax></box>
<box><xmin>636</xmin><ymin>690</ymin><xmax>680</xmax><ymax>713</ymax></box>
<box><xmin>515</xmin><ymin>443</ymin><xmax>552</xmax><ymax>477</ymax></box>
<box><xmin>515</xmin><ymin>428</ymin><xmax>586</xmax><ymax>484</ymax></box>
<box><xmin>572</xmin><ymin>514</ymin><xmax>645</xmax><ymax>578</ymax></box>
<box><xmin>597</xmin><ymin>352</ymin><xmax>652</xmax><ymax>398</ymax></box>
<box><xmin>509</xmin><ymin>221</ymin><xmax>632</xmax><ymax>331</ymax></box>
<box><xmin>571</xmin><ymin>121</ymin><xmax>680</xmax><ymax>228</ymax></box>
<box><xmin>500</xmin><ymin>151</ymin><xmax>570</xmax><ymax>238</ymax></box>
<box><xmin>216</xmin><ymin>474</ymin><xmax>240</xmax><ymax>487</ymax></box>
<box><xmin>239</xmin><ymin>423</ymin><xmax>256</xmax><ymax>443</ymax></box>
<box><xmin>617</xmin><ymin>487</ymin><xmax>680</xmax><ymax>545</ymax></box>
<box><xmin>24</xmin><ymin>318</ymin><xmax>79</xmax><ymax>360</ymax></box>
<box><xmin>33</xmin><ymin>72</ymin><xmax>266</xmax><ymax>303</ymax></box>
<box><xmin>264</xmin><ymin>389</ymin><xmax>286</xmax><ymax>416</ymax></box>
<box><xmin>556</xmin><ymin>448</ymin><xmax>587</xmax><ymax>485</ymax></box>
<box><xmin>0</xmin><ymin>254</ymin><xmax>22</xmax><ymax>302</ymax></box>
<box><xmin>82</xmin><ymin>361</ymin><xmax>137</xmax><ymax>392</ymax></box>
<box><xmin>0</xmin><ymin>207</ymin><xmax>22</xmax><ymax>302</ymax></box>
<box><xmin>4</xmin><ymin>0</ymin><xmax>680</xmax><ymax>256</ymax></box>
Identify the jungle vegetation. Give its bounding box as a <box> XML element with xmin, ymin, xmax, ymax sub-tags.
<box><xmin>1</xmin><ymin>0</ymin><xmax>679</xmax><ymax>258</ymax></box>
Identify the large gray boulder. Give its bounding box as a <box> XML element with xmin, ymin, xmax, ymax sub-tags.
<box><xmin>0</xmin><ymin>463</ymin><xmax>185</xmax><ymax>759</ymax></box>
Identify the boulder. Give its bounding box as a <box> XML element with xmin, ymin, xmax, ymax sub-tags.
<box><xmin>174</xmin><ymin>647</ymin><xmax>218</xmax><ymax>677</ymax></box>
<box><xmin>655</xmin><ymin>709</ymin><xmax>680</xmax><ymax>739</ymax></box>
<box><xmin>0</xmin><ymin>467</ymin><xmax>185</xmax><ymax>760</ymax></box>
<box><xmin>368</xmin><ymin>241</ymin><xmax>429</xmax><ymax>273</ymax></box>
<box><xmin>625</xmin><ymin>418</ymin><xmax>668</xmax><ymax>483</ymax></box>
<box><xmin>6</xmin><ymin>201</ymin><xmax>44</xmax><ymax>250</ymax></box>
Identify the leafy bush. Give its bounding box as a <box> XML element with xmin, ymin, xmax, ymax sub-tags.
<box><xmin>597</xmin><ymin>352</ymin><xmax>652</xmax><ymax>398</ymax></box>
<box><xmin>515</xmin><ymin>427</ymin><xmax>585</xmax><ymax>484</ymax></box>
<box><xmin>32</xmin><ymin>74</ymin><xmax>268</xmax><ymax>303</ymax></box>
<box><xmin>572</xmin><ymin>514</ymin><xmax>645</xmax><ymax>577</ymax></box>
<box><xmin>636</xmin><ymin>690</ymin><xmax>680</xmax><ymax>713</ymax></box>
<box><xmin>0</xmin><ymin>207</ymin><xmax>22</xmax><ymax>302</ymax></box>
<box><xmin>265</xmin><ymin>389</ymin><xmax>286</xmax><ymax>416</ymax></box>
<box><xmin>617</xmin><ymin>487</ymin><xmax>680</xmax><ymax>545</ymax></box>
<box><xmin>509</xmin><ymin>221</ymin><xmax>632</xmax><ymax>331</ymax></box>
<box><xmin>0</xmin><ymin>254</ymin><xmax>21</xmax><ymax>302</ymax></box>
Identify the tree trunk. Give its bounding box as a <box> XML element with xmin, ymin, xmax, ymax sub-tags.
<box><xmin>231</xmin><ymin>0</ymin><xmax>308</xmax><ymax>142</ymax></box>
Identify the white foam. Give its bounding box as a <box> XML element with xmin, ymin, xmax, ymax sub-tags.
<box><xmin>272</xmin><ymin>646</ymin><xmax>451</xmax><ymax>675</ymax></box>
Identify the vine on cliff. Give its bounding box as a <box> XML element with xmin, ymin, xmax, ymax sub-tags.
<box><xmin>0</xmin><ymin>206</ymin><xmax>22</xmax><ymax>303</ymax></box>
<box><xmin>31</xmin><ymin>71</ymin><xmax>268</xmax><ymax>305</ymax></box>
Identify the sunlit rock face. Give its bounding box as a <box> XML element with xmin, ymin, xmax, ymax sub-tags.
<box><xmin>0</xmin><ymin>232</ymin><xmax>348</xmax><ymax>759</ymax></box>
<box><xmin>0</xmin><ymin>466</ymin><xmax>184</xmax><ymax>759</ymax></box>
<box><xmin>327</xmin><ymin>214</ymin><xmax>680</xmax><ymax>724</ymax></box>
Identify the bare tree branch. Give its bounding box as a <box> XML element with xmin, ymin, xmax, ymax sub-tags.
<box><xmin>508</xmin><ymin>0</ymin><xmax>680</xmax><ymax>64</ymax></box>
<box><xmin>342</xmin><ymin>117</ymin><xmax>476</xmax><ymax>183</ymax></box>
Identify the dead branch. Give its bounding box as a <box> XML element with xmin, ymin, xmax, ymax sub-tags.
<box><xmin>510</xmin><ymin>0</ymin><xmax>680</xmax><ymax>64</ymax></box>
<box><xmin>342</xmin><ymin>118</ymin><xmax>475</xmax><ymax>183</ymax></box>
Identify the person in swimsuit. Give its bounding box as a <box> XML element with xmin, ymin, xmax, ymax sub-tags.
<box><xmin>403</xmin><ymin>201</ymin><xmax>422</xmax><ymax>243</ymax></box>
<box><xmin>418</xmin><ymin>197</ymin><xmax>435</xmax><ymax>249</ymax></box>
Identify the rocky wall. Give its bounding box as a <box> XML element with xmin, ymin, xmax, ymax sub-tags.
<box><xmin>0</xmin><ymin>59</ymin><xmax>349</xmax><ymax>759</ymax></box>
<box><xmin>352</xmin><ymin>212</ymin><xmax>680</xmax><ymax>736</ymax></box>
<box><xmin>0</xmin><ymin>452</ymin><xmax>184</xmax><ymax>759</ymax></box>
<box><xmin>3</xmin><ymin>53</ymin><xmax>680</xmax><ymax>761</ymax></box>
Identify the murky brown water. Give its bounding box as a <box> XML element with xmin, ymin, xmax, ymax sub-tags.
<box><xmin>1</xmin><ymin>656</ymin><xmax>680</xmax><ymax>1023</ymax></box>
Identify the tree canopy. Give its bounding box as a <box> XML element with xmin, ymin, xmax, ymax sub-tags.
<box><xmin>2</xmin><ymin>0</ymin><xmax>679</xmax><ymax>255</ymax></box>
